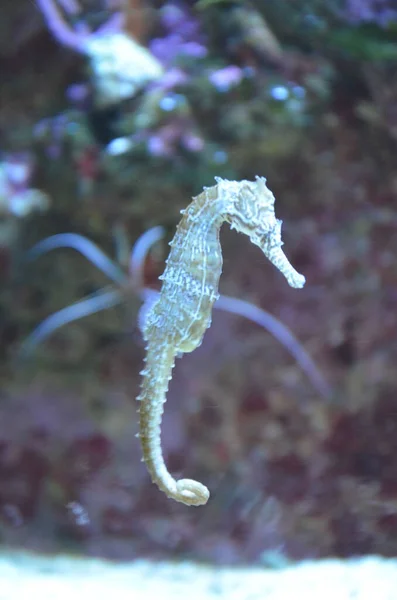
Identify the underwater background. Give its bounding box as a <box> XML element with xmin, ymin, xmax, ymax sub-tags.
<box><xmin>1</xmin><ymin>0</ymin><xmax>397</xmax><ymax>570</ymax></box>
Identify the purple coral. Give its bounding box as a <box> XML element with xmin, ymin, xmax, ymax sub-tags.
<box><xmin>149</xmin><ymin>1</ymin><xmax>208</xmax><ymax>67</ymax></box>
<box><xmin>36</xmin><ymin>0</ymin><xmax>124</xmax><ymax>53</ymax></box>
<box><xmin>343</xmin><ymin>0</ymin><xmax>397</xmax><ymax>26</ymax></box>
<box><xmin>36</xmin><ymin>0</ymin><xmax>163</xmax><ymax>106</ymax></box>
<box><xmin>0</xmin><ymin>152</ymin><xmax>49</xmax><ymax>218</ymax></box>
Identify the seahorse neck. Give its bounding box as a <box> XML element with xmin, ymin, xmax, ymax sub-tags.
<box><xmin>189</xmin><ymin>185</ymin><xmax>227</xmax><ymax>222</ymax></box>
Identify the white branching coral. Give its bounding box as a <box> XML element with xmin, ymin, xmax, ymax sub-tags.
<box><xmin>0</xmin><ymin>154</ymin><xmax>49</xmax><ymax>218</ymax></box>
<box><xmin>37</xmin><ymin>0</ymin><xmax>163</xmax><ymax>106</ymax></box>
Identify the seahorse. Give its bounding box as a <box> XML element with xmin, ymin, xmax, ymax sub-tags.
<box><xmin>138</xmin><ymin>176</ymin><xmax>305</xmax><ymax>506</ymax></box>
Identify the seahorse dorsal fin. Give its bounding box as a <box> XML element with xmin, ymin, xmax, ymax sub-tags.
<box><xmin>138</xmin><ymin>290</ymin><xmax>159</xmax><ymax>336</ymax></box>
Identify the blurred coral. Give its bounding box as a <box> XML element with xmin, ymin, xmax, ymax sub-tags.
<box><xmin>1</xmin><ymin>0</ymin><xmax>397</xmax><ymax>566</ymax></box>
<box><xmin>36</xmin><ymin>0</ymin><xmax>163</xmax><ymax>106</ymax></box>
<box><xmin>0</xmin><ymin>153</ymin><xmax>49</xmax><ymax>218</ymax></box>
<box><xmin>343</xmin><ymin>0</ymin><xmax>397</xmax><ymax>26</ymax></box>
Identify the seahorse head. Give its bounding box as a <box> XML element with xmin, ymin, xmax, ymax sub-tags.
<box><xmin>218</xmin><ymin>175</ymin><xmax>277</xmax><ymax>241</ymax></box>
<box><xmin>218</xmin><ymin>175</ymin><xmax>305</xmax><ymax>289</ymax></box>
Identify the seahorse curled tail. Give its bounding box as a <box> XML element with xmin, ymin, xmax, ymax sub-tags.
<box><xmin>137</xmin><ymin>337</ymin><xmax>209</xmax><ymax>506</ymax></box>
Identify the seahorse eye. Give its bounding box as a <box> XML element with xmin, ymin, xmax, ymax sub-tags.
<box><xmin>227</xmin><ymin>210</ymin><xmax>253</xmax><ymax>235</ymax></box>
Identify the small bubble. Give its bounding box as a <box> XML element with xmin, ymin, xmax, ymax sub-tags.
<box><xmin>67</xmin><ymin>501</ymin><xmax>90</xmax><ymax>527</ymax></box>
<box><xmin>106</xmin><ymin>137</ymin><xmax>132</xmax><ymax>156</ymax></box>
<box><xmin>292</xmin><ymin>85</ymin><xmax>306</xmax><ymax>99</ymax></box>
<box><xmin>270</xmin><ymin>85</ymin><xmax>289</xmax><ymax>101</ymax></box>
<box><xmin>159</xmin><ymin>94</ymin><xmax>182</xmax><ymax>112</ymax></box>
<box><xmin>213</xmin><ymin>150</ymin><xmax>228</xmax><ymax>164</ymax></box>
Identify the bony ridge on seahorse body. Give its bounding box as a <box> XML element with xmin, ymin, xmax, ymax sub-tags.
<box><xmin>137</xmin><ymin>176</ymin><xmax>305</xmax><ymax>506</ymax></box>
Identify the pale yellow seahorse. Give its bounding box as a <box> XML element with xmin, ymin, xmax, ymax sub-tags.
<box><xmin>138</xmin><ymin>176</ymin><xmax>305</xmax><ymax>506</ymax></box>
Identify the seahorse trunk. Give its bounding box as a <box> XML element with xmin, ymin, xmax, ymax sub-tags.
<box><xmin>138</xmin><ymin>340</ymin><xmax>210</xmax><ymax>506</ymax></box>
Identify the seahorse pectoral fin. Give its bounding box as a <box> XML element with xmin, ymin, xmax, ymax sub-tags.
<box><xmin>138</xmin><ymin>288</ymin><xmax>160</xmax><ymax>338</ymax></box>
